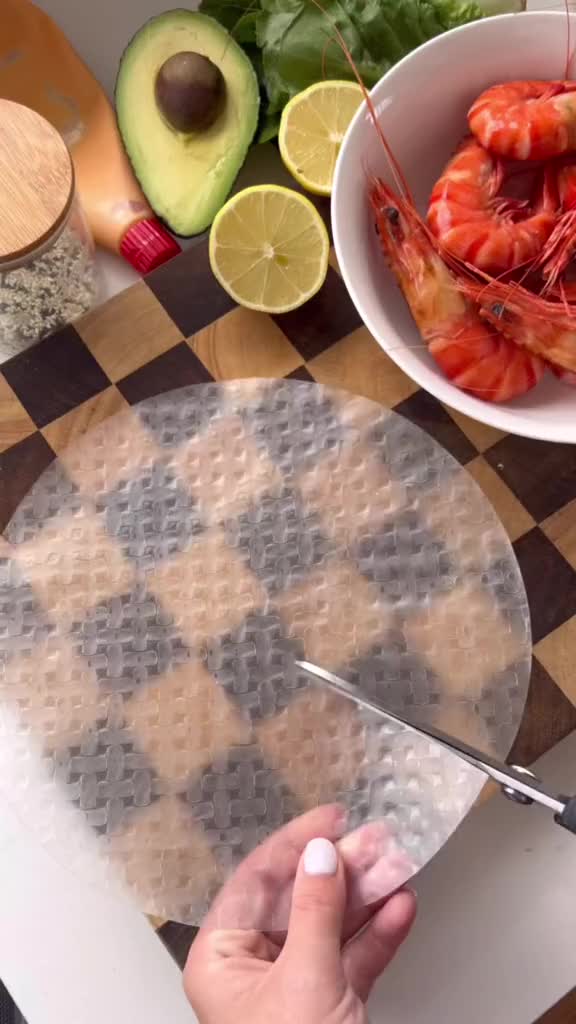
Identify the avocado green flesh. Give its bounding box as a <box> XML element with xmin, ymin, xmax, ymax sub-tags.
<box><xmin>116</xmin><ymin>11</ymin><xmax>259</xmax><ymax>236</ymax></box>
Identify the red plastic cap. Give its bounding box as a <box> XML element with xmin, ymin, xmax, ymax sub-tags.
<box><xmin>120</xmin><ymin>217</ymin><xmax>181</xmax><ymax>274</ymax></box>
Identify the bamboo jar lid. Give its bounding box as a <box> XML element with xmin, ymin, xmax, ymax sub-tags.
<box><xmin>0</xmin><ymin>99</ymin><xmax>74</xmax><ymax>263</ymax></box>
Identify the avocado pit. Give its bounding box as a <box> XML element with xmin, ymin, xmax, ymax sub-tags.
<box><xmin>155</xmin><ymin>51</ymin><xmax>225</xmax><ymax>133</ymax></box>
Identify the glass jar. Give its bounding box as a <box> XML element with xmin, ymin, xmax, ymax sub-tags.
<box><xmin>0</xmin><ymin>99</ymin><xmax>100</xmax><ymax>360</ymax></box>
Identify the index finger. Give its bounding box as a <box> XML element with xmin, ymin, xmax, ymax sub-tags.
<box><xmin>201</xmin><ymin>804</ymin><xmax>345</xmax><ymax>932</ymax></box>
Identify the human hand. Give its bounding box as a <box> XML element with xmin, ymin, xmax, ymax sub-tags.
<box><xmin>184</xmin><ymin>805</ymin><xmax>417</xmax><ymax>1024</ymax></box>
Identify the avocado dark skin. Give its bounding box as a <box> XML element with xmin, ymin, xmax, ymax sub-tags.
<box><xmin>155</xmin><ymin>51</ymin><xmax>225</xmax><ymax>133</ymax></box>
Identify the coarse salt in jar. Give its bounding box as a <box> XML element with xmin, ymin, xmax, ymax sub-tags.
<box><xmin>0</xmin><ymin>98</ymin><xmax>100</xmax><ymax>359</ymax></box>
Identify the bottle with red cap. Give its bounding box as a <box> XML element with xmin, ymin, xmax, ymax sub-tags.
<box><xmin>0</xmin><ymin>0</ymin><xmax>182</xmax><ymax>276</ymax></box>
<box><xmin>120</xmin><ymin>218</ymin><xmax>181</xmax><ymax>275</ymax></box>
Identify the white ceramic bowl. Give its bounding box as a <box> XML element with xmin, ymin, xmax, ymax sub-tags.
<box><xmin>332</xmin><ymin>11</ymin><xmax>576</xmax><ymax>443</ymax></box>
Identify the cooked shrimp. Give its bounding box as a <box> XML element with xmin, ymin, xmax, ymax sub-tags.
<box><xmin>469</xmin><ymin>81</ymin><xmax>576</xmax><ymax>161</ymax></box>
<box><xmin>370</xmin><ymin>179</ymin><xmax>546</xmax><ymax>402</ymax></box>
<box><xmin>427</xmin><ymin>138</ymin><xmax>557</xmax><ymax>273</ymax></box>
<box><xmin>464</xmin><ymin>277</ymin><xmax>576</xmax><ymax>372</ymax></box>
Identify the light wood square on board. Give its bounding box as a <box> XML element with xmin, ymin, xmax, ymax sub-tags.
<box><xmin>257</xmin><ymin>687</ymin><xmax>366</xmax><ymax>809</ymax></box>
<box><xmin>309</xmin><ymin>327</ymin><xmax>418</xmax><ymax>409</ymax></box>
<box><xmin>328</xmin><ymin>249</ymin><xmax>341</xmax><ymax>276</ymax></box>
<box><xmin>541</xmin><ymin>498</ymin><xmax>576</xmax><ymax>572</ymax></box>
<box><xmin>466</xmin><ymin>457</ymin><xmax>535</xmax><ymax>544</ymax></box>
<box><xmin>474</xmin><ymin>780</ymin><xmax>499</xmax><ymax>808</ymax></box>
<box><xmin>331</xmin><ymin>389</ymin><xmax>395</xmax><ymax>439</ymax></box>
<box><xmin>535</xmin><ymin>615</ymin><xmax>576</xmax><ymax>706</ymax></box>
<box><xmin>124</xmin><ymin>660</ymin><xmax>251</xmax><ymax>788</ymax></box>
<box><xmin>76</xmin><ymin>281</ymin><xmax>183</xmax><ymax>382</ymax></box>
<box><xmin>146</xmin><ymin>525</ymin><xmax>267</xmax><ymax>649</ymax></box>
<box><xmin>146</xmin><ymin>916</ymin><xmax>166</xmax><ymax>931</ymax></box>
<box><xmin>57</xmin><ymin>404</ymin><xmax>162</xmax><ymax>499</ymax></box>
<box><xmin>13</xmin><ymin>509</ymin><xmax>135</xmax><ymax>627</ymax></box>
<box><xmin>419</xmin><ymin>464</ymin><xmax>512</xmax><ymax>574</ymax></box>
<box><xmin>0</xmin><ymin>374</ymin><xmax>35</xmax><ymax>453</ymax></box>
<box><xmin>0</xmin><ymin>535</ymin><xmax>13</xmax><ymax>559</ymax></box>
<box><xmin>276</xmin><ymin>560</ymin><xmax>395</xmax><ymax>670</ymax></box>
<box><xmin>189</xmin><ymin>306</ymin><xmax>301</xmax><ymax>380</ymax></box>
<box><xmin>429</xmin><ymin>703</ymin><xmax>491</xmax><ymax>756</ymax></box>
<box><xmin>405</xmin><ymin>582</ymin><xmax>526</xmax><ymax>700</ymax></box>
<box><xmin>296</xmin><ymin>439</ymin><xmax>407</xmax><ymax>548</ymax></box>
<box><xmin>42</xmin><ymin>386</ymin><xmax>129</xmax><ymax>455</ymax></box>
<box><xmin>444</xmin><ymin>405</ymin><xmax>506</xmax><ymax>453</ymax></box>
<box><xmin>220</xmin><ymin>378</ymin><xmax>271</xmax><ymax>413</ymax></box>
<box><xmin>0</xmin><ymin>637</ymin><xmax>107</xmax><ymax>744</ymax></box>
<box><xmin>169</xmin><ymin>413</ymin><xmax>282</xmax><ymax>526</ymax></box>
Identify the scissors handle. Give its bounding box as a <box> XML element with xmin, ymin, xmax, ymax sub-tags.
<box><xmin>556</xmin><ymin>796</ymin><xmax>576</xmax><ymax>835</ymax></box>
<box><xmin>501</xmin><ymin>768</ymin><xmax>576</xmax><ymax>836</ymax></box>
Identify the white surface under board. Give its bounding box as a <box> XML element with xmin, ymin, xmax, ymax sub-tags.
<box><xmin>372</xmin><ymin>731</ymin><xmax>576</xmax><ymax>1024</ymax></box>
<box><xmin>2</xmin><ymin>724</ymin><xmax>575</xmax><ymax>1024</ymax></box>
<box><xmin>2</xmin><ymin>2</ymin><xmax>575</xmax><ymax>1023</ymax></box>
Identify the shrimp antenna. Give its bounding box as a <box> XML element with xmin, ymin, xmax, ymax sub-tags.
<box><xmin>306</xmin><ymin>0</ymin><xmax>414</xmax><ymax>202</ymax></box>
<box><xmin>321</xmin><ymin>32</ymin><xmax>332</xmax><ymax>84</ymax></box>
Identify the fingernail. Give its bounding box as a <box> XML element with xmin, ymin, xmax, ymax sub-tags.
<box><xmin>304</xmin><ymin>837</ymin><xmax>338</xmax><ymax>876</ymax></box>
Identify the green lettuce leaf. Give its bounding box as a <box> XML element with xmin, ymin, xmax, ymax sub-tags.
<box><xmin>199</xmin><ymin>0</ymin><xmax>524</xmax><ymax>138</ymax></box>
<box><xmin>256</xmin><ymin>0</ymin><xmax>485</xmax><ymax>114</ymax></box>
<box><xmin>199</xmin><ymin>0</ymin><xmax>261</xmax><ymax>41</ymax></box>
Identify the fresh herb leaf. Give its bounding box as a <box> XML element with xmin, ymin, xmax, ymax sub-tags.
<box><xmin>200</xmin><ymin>0</ymin><xmax>261</xmax><ymax>38</ymax></box>
<box><xmin>257</xmin><ymin>0</ymin><xmax>485</xmax><ymax>114</ymax></box>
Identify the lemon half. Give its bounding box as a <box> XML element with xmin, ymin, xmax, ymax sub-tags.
<box><xmin>209</xmin><ymin>185</ymin><xmax>329</xmax><ymax>314</ymax></box>
<box><xmin>279</xmin><ymin>80</ymin><xmax>364</xmax><ymax>196</ymax></box>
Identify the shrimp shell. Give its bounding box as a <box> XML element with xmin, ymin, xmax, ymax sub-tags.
<box><xmin>469</xmin><ymin>81</ymin><xmax>576</xmax><ymax>160</ymax></box>
<box><xmin>427</xmin><ymin>138</ymin><xmax>557</xmax><ymax>273</ymax></box>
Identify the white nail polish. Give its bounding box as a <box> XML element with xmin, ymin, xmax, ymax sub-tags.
<box><xmin>304</xmin><ymin>837</ymin><xmax>338</xmax><ymax>876</ymax></box>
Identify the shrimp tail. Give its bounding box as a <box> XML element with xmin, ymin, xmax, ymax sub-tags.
<box><xmin>428</xmin><ymin>330</ymin><xmax>545</xmax><ymax>402</ymax></box>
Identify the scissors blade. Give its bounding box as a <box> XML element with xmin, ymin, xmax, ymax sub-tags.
<box><xmin>296</xmin><ymin>660</ymin><xmax>565</xmax><ymax>816</ymax></box>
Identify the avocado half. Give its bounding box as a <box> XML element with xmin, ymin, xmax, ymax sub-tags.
<box><xmin>116</xmin><ymin>11</ymin><xmax>259</xmax><ymax>236</ymax></box>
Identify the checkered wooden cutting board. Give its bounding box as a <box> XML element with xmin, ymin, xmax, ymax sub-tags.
<box><xmin>0</xmin><ymin>366</ymin><xmax>531</xmax><ymax>926</ymax></box>
<box><xmin>0</xmin><ymin>234</ymin><xmax>575</xmax><ymax>933</ymax></box>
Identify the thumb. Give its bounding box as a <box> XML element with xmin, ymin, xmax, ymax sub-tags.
<box><xmin>282</xmin><ymin>837</ymin><xmax>346</xmax><ymax>973</ymax></box>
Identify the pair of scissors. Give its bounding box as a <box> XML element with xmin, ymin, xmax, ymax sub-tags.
<box><xmin>296</xmin><ymin>661</ymin><xmax>576</xmax><ymax>836</ymax></box>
